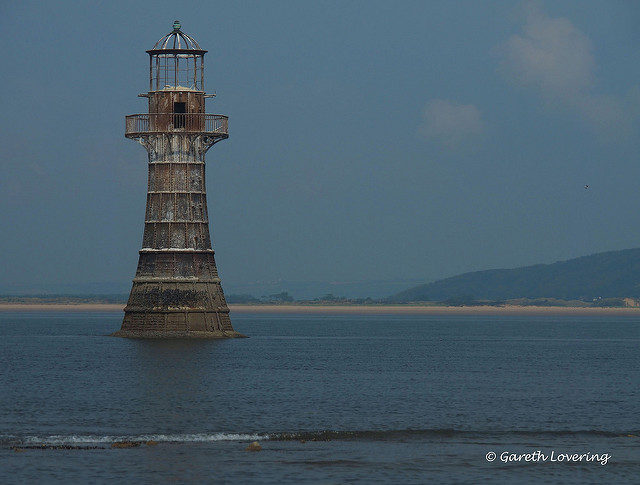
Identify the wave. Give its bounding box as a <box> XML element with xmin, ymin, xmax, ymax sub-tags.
<box><xmin>2</xmin><ymin>428</ymin><xmax>636</xmax><ymax>448</ymax></box>
<box><xmin>269</xmin><ymin>428</ymin><xmax>638</xmax><ymax>441</ymax></box>
<box><xmin>1</xmin><ymin>433</ymin><xmax>267</xmax><ymax>448</ymax></box>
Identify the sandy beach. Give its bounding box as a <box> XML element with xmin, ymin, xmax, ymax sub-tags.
<box><xmin>1</xmin><ymin>303</ymin><xmax>640</xmax><ymax>315</ymax></box>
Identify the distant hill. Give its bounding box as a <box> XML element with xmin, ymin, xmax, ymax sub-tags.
<box><xmin>390</xmin><ymin>248</ymin><xmax>640</xmax><ymax>303</ymax></box>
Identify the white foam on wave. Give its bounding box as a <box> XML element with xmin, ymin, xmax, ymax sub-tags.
<box><xmin>17</xmin><ymin>433</ymin><xmax>267</xmax><ymax>445</ymax></box>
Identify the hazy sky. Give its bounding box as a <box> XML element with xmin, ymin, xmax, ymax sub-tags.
<box><xmin>2</xmin><ymin>0</ymin><xmax>640</xmax><ymax>292</ymax></box>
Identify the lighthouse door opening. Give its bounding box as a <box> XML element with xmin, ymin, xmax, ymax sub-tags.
<box><xmin>174</xmin><ymin>102</ymin><xmax>186</xmax><ymax>129</ymax></box>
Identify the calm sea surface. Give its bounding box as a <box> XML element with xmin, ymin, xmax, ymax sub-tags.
<box><xmin>0</xmin><ymin>311</ymin><xmax>638</xmax><ymax>483</ymax></box>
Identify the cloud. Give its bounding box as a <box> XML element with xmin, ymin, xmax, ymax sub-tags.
<box><xmin>419</xmin><ymin>99</ymin><xmax>485</xmax><ymax>149</ymax></box>
<box><xmin>503</xmin><ymin>5</ymin><xmax>594</xmax><ymax>95</ymax></box>
<box><xmin>500</xmin><ymin>3</ymin><xmax>637</xmax><ymax>139</ymax></box>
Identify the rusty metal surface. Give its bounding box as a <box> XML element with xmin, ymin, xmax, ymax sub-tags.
<box><xmin>115</xmin><ymin>23</ymin><xmax>241</xmax><ymax>338</ymax></box>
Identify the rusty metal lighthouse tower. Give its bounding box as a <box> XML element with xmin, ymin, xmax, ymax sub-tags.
<box><xmin>113</xmin><ymin>21</ymin><xmax>244</xmax><ymax>338</ymax></box>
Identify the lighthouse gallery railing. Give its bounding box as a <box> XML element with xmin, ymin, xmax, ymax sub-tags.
<box><xmin>125</xmin><ymin>113</ymin><xmax>228</xmax><ymax>137</ymax></box>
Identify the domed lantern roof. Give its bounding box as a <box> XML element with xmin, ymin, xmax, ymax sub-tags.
<box><xmin>147</xmin><ymin>21</ymin><xmax>207</xmax><ymax>55</ymax></box>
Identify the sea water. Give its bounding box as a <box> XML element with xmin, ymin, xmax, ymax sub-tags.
<box><xmin>0</xmin><ymin>312</ymin><xmax>638</xmax><ymax>483</ymax></box>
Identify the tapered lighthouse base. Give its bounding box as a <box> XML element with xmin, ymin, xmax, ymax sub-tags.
<box><xmin>113</xmin><ymin>305</ymin><xmax>246</xmax><ymax>339</ymax></box>
<box><xmin>111</xmin><ymin>330</ymin><xmax>246</xmax><ymax>339</ymax></box>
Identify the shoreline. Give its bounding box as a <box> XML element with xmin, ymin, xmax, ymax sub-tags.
<box><xmin>1</xmin><ymin>303</ymin><xmax>640</xmax><ymax>315</ymax></box>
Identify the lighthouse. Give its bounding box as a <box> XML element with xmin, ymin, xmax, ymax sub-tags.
<box><xmin>113</xmin><ymin>22</ymin><xmax>244</xmax><ymax>338</ymax></box>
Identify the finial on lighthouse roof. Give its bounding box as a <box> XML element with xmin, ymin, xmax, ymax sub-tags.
<box><xmin>172</xmin><ymin>20</ymin><xmax>181</xmax><ymax>31</ymax></box>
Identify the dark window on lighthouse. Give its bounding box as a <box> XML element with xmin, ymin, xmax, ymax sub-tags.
<box><xmin>174</xmin><ymin>102</ymin><xmax>186</xmax><ymax>129</ymax></box>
